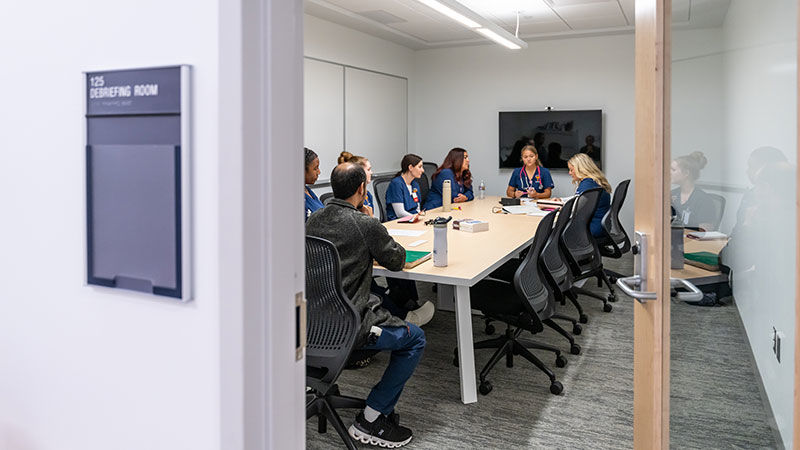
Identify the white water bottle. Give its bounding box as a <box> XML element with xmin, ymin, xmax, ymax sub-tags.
<box><xmin>442</xmin><ymin>179</ymin><xmax>452</xmax><ymax>211</ymax></box>
<box><xmin>479</xmin><ymin>180</ymin><xmax>486</xmax><ymax>199</ymax></box>
<box><xmin>433</xmin><ymin>222</ymin><xmax>448</xmax><ymax>267</ymax></box>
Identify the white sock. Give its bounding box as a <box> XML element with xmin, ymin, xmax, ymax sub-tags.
<box><xmin>364</xmin><ymin>406</ymin><xmax>381</xmax><ymax>423</ymax></box>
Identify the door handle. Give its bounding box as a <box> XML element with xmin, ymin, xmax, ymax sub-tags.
<box><xmin>616</xmin><ymin>276</ymin><xmax>703</xmax><ymax>303</ymax></box>
<box><xmin>616</xmin><ymin>275</ymin><xmax>657</xmax><ymax>303</ymax></box>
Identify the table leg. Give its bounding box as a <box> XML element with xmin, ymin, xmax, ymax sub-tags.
<box><xmin>437</xmin><ymin>284</ymin><xmax>455</xmax><ymax>312</ymax></box>
<box><xmin>454</xmin><ymin>285</ymin><xmax>477</xmax><ymax>404</ymax></box>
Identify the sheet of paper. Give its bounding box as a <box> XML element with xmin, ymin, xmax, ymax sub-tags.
<box><xmin>388</xmin><ymin>229</ymin><xmax>426</xmax><ymax>237</ymax></box>
<box><xmin>503</xmin><ymin>205</ymin><xmax>543</xmax><ymax>215</ymax></box>
<box><xmin>408</xmin><ymin>239</ymin><xmax>427</xmax><ymax>247</ymax></box>
<box><xmin>526</xmin><ymin>208</ymin><xmax>549</xmax><ymax>216</ymax></box>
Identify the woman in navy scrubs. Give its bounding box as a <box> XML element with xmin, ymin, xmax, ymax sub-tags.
<box><xmin>564</xmin><ymin>153</ymin><xmax>612</xmax><ymax>237</ymax></box>
<box><xmin>423</xmin><ymin>147</ymin><xmax>473</xmax><ymax>210</ymax></box>
<box><xmin>338</xmin><ymin>151</ymin><xmax>376</xmax><ymax>217</ymax></box>
<box><xmin>386</xmin><ymin>154</ymin><xmax>425</xmax><ymax>221</ymax></box>
<box><xmin>506</xmin><ymin>145</ymin><xmax>554</xmax><ymax>199</ymax></box>
<box><xmin>304</xmin><ymin>147</ymin><xmax>323</xmax><ymax>221</ymax></box>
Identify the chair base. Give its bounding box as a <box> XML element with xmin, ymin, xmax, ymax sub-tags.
<box><xmin>455</xmin><ymin>327</ymin><xmax>564</xmax><ymax>396</ymax></box>
<box><xmin>306</xmin><ymin>385</ymin><xmax>366</xmax><ymax>450</ymax></box>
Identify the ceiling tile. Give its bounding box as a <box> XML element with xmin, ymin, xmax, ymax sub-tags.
<box><xmin>518</xmin><ymin>21</ymin><xmax>572</xmax><ymax>34</ymax></box>
<box><xmin>389</xmin><ymin>19</ymin><xmax>477</xmax><ymax>42</ymax></box>
<box><xmin>553</xmin><ymin>2</ymin><xmax>625</xmax><ymax>21</ymax></box>
<box><xmin>566</xmin><ymin>15</ymin><xmax>628</xmax><ymax>30</ymax></box>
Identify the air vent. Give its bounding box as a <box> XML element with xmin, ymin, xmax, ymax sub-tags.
<box><xmin>545</xmin><ymin>0</ymin><xmax>613</xmax><ymax>6</ymax></box>
<box><xmin>357</xmin><ymin>10</ymin><xmax>408</xmax><ymax>25</ymax></box>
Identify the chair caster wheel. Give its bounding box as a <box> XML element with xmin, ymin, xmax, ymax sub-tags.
<box><xmin>550</xmin><ymin>381</ymin><xmax>563</xmax><ymax>395</ymax></box>
<box><xmin>570</xmin><ymin>343</ymin><xmax>581</xmax><ymax>355</ymax></box>
<box><xmin>555</xmin><ymin>355</ymin><xmax>567</xmax><ymax>368</ymax></box>
<box><xmin>608</xmin><ymin>294</ymin><xmax>618</xmax><ymax>303</ymax></box>
<box><xmin>572</xmin><ymin>324</ymin><xmax>582</xmax><ymax>335</ymax></box>
<box><xmin>579</xmin><ymin>314</ymin><xmax>589</xmax><ymax>324</ymax></box>
<box><xmin>485</xmin><ymin>323</ymin><xmax>496</xmax><ymax>335</ymax></box>
<box><xmin>603</xmin><ymin>303</ymin><xmax>613</xmax><ymax>313</ymax></box>
<box><xmin>479</xmin><ymin>380</ymin><xmax>493</xmax><ymax>395</ymax></box>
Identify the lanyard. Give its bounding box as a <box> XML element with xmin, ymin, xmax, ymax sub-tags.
<box><xmin>520</xmin><ymin>166</ymin><xmax>543</xmax><ymax>190</ymax></box>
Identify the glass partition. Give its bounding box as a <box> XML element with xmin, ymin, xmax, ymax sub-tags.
<box><xmin>670</xmin><ymin>1</ymin><xmax>797</xmax><ymax>447</ymax></box>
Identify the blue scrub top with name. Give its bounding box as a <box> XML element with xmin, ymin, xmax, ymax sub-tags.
<box><xmin>508</xmin><ymin>166</ymin><xmax>554</xmax><ymax>196</ymax></box>
<box><xmin>576</xmin><ymin>178</ymin><xmax>611</xmax><ymax>237</ymax></box>
<box><xmin>304</xmin><ymin>187</ymin><xmax>324</xmax><ymax>222</ymax></box>
<box><xmin>363</xmin><ymin>191</ymin><xmax>375</xmax><ymax>215</ymax></box>
<box><xmin>423</xmin><ymin>168</ymin><xmax>474</xmax><ymax>210</ymax></box>
<box><xmin>385</xmin><ymin>176</ymin><xmax>421</xmax><ymax>221</ymax></box>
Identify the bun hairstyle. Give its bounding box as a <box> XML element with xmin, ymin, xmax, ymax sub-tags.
<box><xmin>675</xmin><ymin>151</ymin><xmax>708</xmax><ymax>181</ymax></box>
<box><xmin>396</xmin><ymin>153</ymin><xmax>423</xmax><ymax>177</ymax></box>
<box><xmin>520</xmin><ymin>145</ymin><xmax>540</xmax><ymax>167</ymax></box>
<box><xmin>304</xmin><ymin>147</ymin><xmax>318</xmax><ymax>170</ymax></box>
<box><xmin>338</xmin><ymin>150</ymin><xmax>367</xmax><ymax>166</ymax></box>
<box><xmin>567</xmin><ymin>153</ymin><xmax>612</xmax><ymax>192</ymax></box>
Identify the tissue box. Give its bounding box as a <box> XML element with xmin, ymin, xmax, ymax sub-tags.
<box><xmin>453</xmin><ymin>219</ymin><xmax>489</xmax><ymax>233</ymax></box>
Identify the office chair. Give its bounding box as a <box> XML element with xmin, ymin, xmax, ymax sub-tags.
<box><xmin>372</xmin><ymin>176</ymin><xmax>393</xmax><ymax>222</ymax></box>
<box><xmin>560</xmin><ymin>188</ymin><xmax>618</xmax><ymax>311</ymax></box>
<box><xmin>305</xmin><ymin>236</ymin><xmax>365</xmax><ymax>450</ymax></box>
<box><xmin>706</xmin><ymin>192</ymin><xmax>726</xmax><ymax>231</ymax></box>
<box><xmin>319</xmin><ymin>192</ymin><xmax>334</xmax><ymax>205</ymax></box>
<box><xmin>596</xmin><ymin>179</ymin><xmax>631</xmax><ymax>283</ymax></box>
<box><xmin>454</xmin><ymin>211</ymin><xmax>565</xmax><ymax>396</ymax></box>
<box><xmin>417</xmin><ymin>171</ymin><xmax>431</xmax><ymax>206</ymax></box>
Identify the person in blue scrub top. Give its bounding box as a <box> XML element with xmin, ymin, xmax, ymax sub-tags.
<box><xmin>506</xmin><ymin>145</ymin><xmax>554</xmax><ymax>199</ymax></box>
<box><xmin>338</xmin><ymin>151</ymin><xmax>375</xmax><ymax>217</ymax></box>
<box><xmin>423</xmin><ymin>147</ymin><xmax>474</xmax><ymax>210</ymax></box>
<box><xmin>562</xmin><ymin>153</ymin><xmax>612</xmax><ymax>237</ymax></box>
<box><xmin>386</xmin><ymin>154</ymin><xmax>425</xmax><ymax>221</ymax></box>
<box><xmin>304</xmin><ymin>147</ymin><xmax>324</xmax><ymax>221</ymax></box>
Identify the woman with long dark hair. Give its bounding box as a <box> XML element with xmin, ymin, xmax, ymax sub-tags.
<box><xmin>303</xmin><ymin>147</ymin><xmax>323</xmax><ymax>221</ymax></box>
<box><xmin>423</xmin><ymin>148</ymin><xmax>474</xmax><ymax>210</ymax></box>
<box><xmin>385</xmin><ymin>153</ymin><xmax>425</xmax><ymax>220</ymax></box>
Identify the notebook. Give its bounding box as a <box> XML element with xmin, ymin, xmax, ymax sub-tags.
<box><xmin>684</xmin><ymin>251</ymin><xmax>719</xmax><ymax>271</ymax></box>
<box><xmin>686</xmin><ymin>231</ymin><xmax>728</xmax><ymax>240</ymax></box>
<box><xmin>404</xmin><ymin>250</ymin><xmax>432</xmax><ymax>269</ymax></box>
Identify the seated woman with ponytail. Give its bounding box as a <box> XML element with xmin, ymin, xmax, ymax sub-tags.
<box><xmin>385</xmin><ymin>154</ymin><xmax>425</xmax><ymax>221</ymax></box>
<box><xmin>338</xmin><ymin>151</ymin><xmax>376</xmax><ymax>217</ymax></box>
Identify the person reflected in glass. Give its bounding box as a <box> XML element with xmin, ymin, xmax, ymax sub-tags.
<box><xmin>670</xmin><ymin>151</ymin><xmax>719</xmax><ymax>231</ymax></box>
<box><xmin>579</xmin><ymin>134</ymin><xmax>601</xmax><ymax>162</ymax></box>
<box><xmin>544</xmin><ymin>142</ymin><xmax>568</xmax><ymax>168</ymax></box>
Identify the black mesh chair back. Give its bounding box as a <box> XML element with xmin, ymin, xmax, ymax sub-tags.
<box><xmin>372</xmin><ymin>175</ymin><xmax>393</xmax><ymax>222</ymax></box>
<box><xmin>305</xmin><ymin>236</ymin><xmax>361</xmax><ymax>393</ymax></box>
<box><xmin>540</xmin><ymin>197</ymin><xmax>577</xmax><ymax>294</ymax></box>
<box><xmin>319</xmin><ymin>192</ymin><xmax>334</xmax><ymax>205</ymax></box>
<box><xmin>561</xmin><ymin>188</ymin><xmax>603</xmax><ymax>277</ymax></box>
<box><xmin>599</xmin><ymin>179</ymin><xmax>631</xmax><ymax>258</ymax></box>
<box><xmin>418</xmin><ymin>171</ymin><xmax>431</xmax><ymax>206</ymax></box>
<box><xmin>512</xmin><ymin>211</ymin><xmax>558</xmax><ymax>322</ymax></box>
<box><xmin>706</xmin><ymin>193</ymin><xmax>726</xmax><ymax>231</ymax></box>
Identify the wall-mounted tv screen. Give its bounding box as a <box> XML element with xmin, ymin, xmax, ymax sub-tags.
<box><xmin>499</xmin><ymin>110</ymin><xmax>603</xmax><ymax>170</ymax></box>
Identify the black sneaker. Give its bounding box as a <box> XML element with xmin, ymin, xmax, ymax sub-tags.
<box><xmin>348</xmin><ymin>411</ymin><xmax>413</xmax><ymax>448</ymax></box>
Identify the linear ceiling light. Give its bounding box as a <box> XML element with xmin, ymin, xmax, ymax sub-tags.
<box><xmin>414</xmin><ymin>0</ymin><xmax>528</xmax><ymax>49</ymax></box>
<box><xmin>476</xmin><ymin>27</ymin><xmax>521</xmax><ymax>50</ymax></box>
<box><xmin>416</xmin><ymin>0</ymin><xmax>481</xmax><ymax>28</ymax></box>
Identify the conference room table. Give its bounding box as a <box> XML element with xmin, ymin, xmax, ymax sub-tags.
<box><xmin>671</xmin><ymin>231</ymin><xmax>729</xmax><ymax>285</ymax></box>
<box><xmin>374</xmin><ymin>196</ymin><xmax>545</xmax><ymax>404</ymax></box>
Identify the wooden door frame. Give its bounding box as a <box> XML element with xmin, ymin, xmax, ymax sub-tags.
<box><xmin>633</xmin><ymin>0</ymin><xmax>671</xmax><ymax>448</ymax></box>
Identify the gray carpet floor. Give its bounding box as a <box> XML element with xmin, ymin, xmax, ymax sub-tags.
<box><xmin>307</xmin><ymin>256</ymin><xmax>778</xmax><ymax>449</ymax></box>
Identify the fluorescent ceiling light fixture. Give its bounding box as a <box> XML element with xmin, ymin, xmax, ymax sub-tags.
<box><xmin>416</xmin><ymin>0</ymin><xmax>481</xmax><ymax>28</ymax></box>
<box><xmin>476</xmin><ymin>27</ymin><xmax>521</xmax><ymax>50</ymax></box>
<box><xmin>413</xmin><ymin>0</ymin><xmax>528</xmax><ymax>50</ymax></box>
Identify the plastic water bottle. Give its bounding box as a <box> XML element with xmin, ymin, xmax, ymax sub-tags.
<box><xmin>478</xmin><ymin>180</ymin><xmax>486</xmax><ymax>200</ymax></box>
<box><xmin>442</xmin><ymin>179</ymin><xmax>452</xmax><ymax>212</ymax></box>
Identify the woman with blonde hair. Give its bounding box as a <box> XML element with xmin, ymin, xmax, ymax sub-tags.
<box><xmin>338</xmin><ymin>151</ymin><xmax>375</xmax><ymax>217</ymax></box>
<box><xmin>566</xmin><ymin>153</ymin><xmax>612</xmax><ymax>237</ymax></box>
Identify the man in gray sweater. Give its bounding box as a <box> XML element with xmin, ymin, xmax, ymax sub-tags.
<box><xmin>306</xmin><ymin>162</ymin><xmax>426</xmax><ymax>448</ymax></box>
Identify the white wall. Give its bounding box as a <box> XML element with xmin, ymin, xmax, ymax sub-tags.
<box><xmin>304</xmin><ymin>14</ymin><xmax>415</xmax><ymax>179</ymax></box>
<box><xmin>0</xmin><ymin>1</ymin><xmax>222</xmax><ymax>449</ymax></box>
<box><xmin>719</xmin><ymin>1</ymin><xmax>797</xmax><ymax>446</ymax></box>
<box><xmin>412</xmin><ymin>34</ymin><xmax>636</xmax><ymax>232</ymax></box>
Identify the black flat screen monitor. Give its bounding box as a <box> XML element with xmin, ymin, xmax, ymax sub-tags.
<box><xmin>499</xmin><ymin>110</ymin><xmax>602</xmax><ymax>170</ymax></box>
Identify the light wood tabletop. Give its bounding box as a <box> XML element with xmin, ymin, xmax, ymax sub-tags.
<box><xmin>671</xmin><ymin>232</ymin><xmax>728</xmax><ymax>284</ymax></box>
